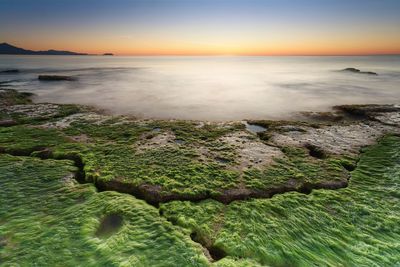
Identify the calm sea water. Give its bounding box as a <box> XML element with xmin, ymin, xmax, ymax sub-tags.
<box><xmin>1</xmin><ymin>55</ymin><xmax>399</xmax><ymax>120</ymax></box>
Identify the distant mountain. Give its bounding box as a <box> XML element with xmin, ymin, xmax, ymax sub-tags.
<box><xmin>0</xmin><ymin>42</ymin><xmax>88</xmax><ymax>55</ymax></box>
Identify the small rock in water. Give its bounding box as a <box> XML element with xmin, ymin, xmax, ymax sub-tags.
<box><xmin>343</xmin><ymin>67</ymin><xmax>361</xmax><ymax>73</ymax></box>
<box><xmin>38</xmin><ymin>75</ymin><xmax>76</xmax><ymax>81</ymax></box>
<box><xmin>341</xmin><ymin>68</ymin><xmax>377</xmax><ymax>75</ymax></box>
<box><xmin>361</xmin><ymin>71</ymin><xmax>378</xmax><ymax>75</ymax></box>
<box><xmin>0</xmin><ymin>69</ymin><xmax>19</xmax><ymax>74</ymax></box>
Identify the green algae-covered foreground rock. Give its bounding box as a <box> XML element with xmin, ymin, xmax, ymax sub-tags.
<box><xmin>0</xmin><ymin>155</ymin><xmax>208</xmax><ymax>266</ymax></box>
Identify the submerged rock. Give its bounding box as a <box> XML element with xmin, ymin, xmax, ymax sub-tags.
<box><xmin>343</xmin><ymin>67</ymin><xmax>361</xmax><ymax>73</ymax></box>
<box><xmin>0</xmin><ymin>69</ymin><xmax>19</xmax><ymax>74</ymax></box>
<box><xmin>341</xmin><ymin>68</ymin><xmax>378</xmax><ymax>75</ymax></box>
<box><xmin>363</xmin><ymin>71</ymin><xmax>378</xmax><ymax>75</ymax></box>
<box><xmin>38</xmin><ymin>75</ymin><xmax>76</xmax><ymax>81</ymax></box>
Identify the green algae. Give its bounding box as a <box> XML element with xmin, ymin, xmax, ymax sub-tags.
<box><xmin>161</xmin><ymin>135</ymin><xmax>400</xmax><ymax>266</ymax></box>
<box><xmin>0</xmin><ymin>89</ymin><xmax>85</xmax><ymax>126</ymax></box>
<box><xmin>1</xmin><ymin>90</ymin><xmax>400</xmax><ymax>266</ymax></box>
<box><xmin>0</xmin><ymin>154</ymin><xmax>209</xmax><ymax>266</ymax></box>
<box><xmin>243</xmin><ymin>146</ymin><xmax>353</xmax><ymax>191</ymax></box>
<box><xmin>151</xmin><ymin>121</ymin><xmax>244</xmax><ymax>144</ymax></box>
<box><xmin>0</xmin><ymin>124</ymin><xmax>241</xmax><ymax>199</ymax></box>
<box><xmin>64</xmin><ymin>118</ymin><xmax>243</xmax><ymax>145</ymax></box>
<box><xmin>94</xmin><ymin>145</ymin><xmax>239</xmax><ymax>194</ymax></box>
<box><xmin>0</xmin><ymin>89</ymin><xmax>32</xmax><ymax>106</ymax></box>
<box><xmin>0</xmin><ymin>90</ymin><xmax>359</xmax><ymax>202</ymax></box>
<box><xmin>0</xmin><ymin>126</ymin><xmax>69</xmax><ymax>155</ymax></box>
<box><xmin>0</xmin><ymin>121</ymin><xmax>356</xmax><ymax>202</ymax></box>
<box><xmin>63</xmin><ymin>118</ymin><xmax>150</xmax><ymax>144</ymax></box>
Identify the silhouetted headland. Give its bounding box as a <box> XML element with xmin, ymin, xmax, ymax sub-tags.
<box><xmin>0</xmin><ymin>42</ymin><xmax>88</xmax><ymax>55</ymax></box>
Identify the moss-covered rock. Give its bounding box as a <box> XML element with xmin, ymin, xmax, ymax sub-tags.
<box><xmin>1</xmin><ymin>89</ymin><xmax>400</xmax><ymax>266</ymax></box>
<box><xmin>161</xmin><ymin>135</ymin><xmax>400</xmax><ymax>266</ymax></box>
<box><xmin>0</xmin><ymin>154</ymin><xmax>208</xmax><ymax>266</ymax></box>
<box><xmin>0</xmin><ymin>88</ymin><xmax>33</xmax><ymax>106</ymax></box>
<box><xmin>1</xmin><ymin>89</ymin><xmax>399</xmax><ymax>204</ymax></box>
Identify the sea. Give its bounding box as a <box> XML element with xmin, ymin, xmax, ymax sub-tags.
<box><xmin>1</xmin><ymin>55</ymin><xmax>399</xmax><ymax>121</ymax></box>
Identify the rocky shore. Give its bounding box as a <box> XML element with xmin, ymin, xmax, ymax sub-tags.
<box><xmin>1</xmin><ymin>88</ymin><xmax>399</xmax><ymax>203</ymax></box>
<box><xmin>1</xmin><ymin>86</ymin><xmax>400</xmax><ymax>266</ymax></box>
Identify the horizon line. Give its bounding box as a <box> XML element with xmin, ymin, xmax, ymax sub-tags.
<box><xmin>2</xmin><ymin>41</ymin><xmax>400</xmax><ymax>57</ymax></box>
<box><xmin>2</xmin><ymin>53</ymin><xmax>400</xmax><ymax>57</ymax></box>
<box><xmin>112</xmin><ymin>53</ymin><xmax>400</xmax><ymax>56</ymax></box>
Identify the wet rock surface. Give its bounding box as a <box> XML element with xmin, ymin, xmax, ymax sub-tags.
<box><xmin>218</xmin><ymin>131</ymin><xmax>283</xmax><ymax>170</ymax></box>
<box><xmin>38</xmin><ymin>75</ymin><xmax>77</xmax><ymax>81</ymax></box>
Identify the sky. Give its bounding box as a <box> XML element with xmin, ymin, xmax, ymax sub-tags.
<box><xmin>1</xmin><ymin>0</ymin><xmax>400</xmax><ymax>55</ymax></box>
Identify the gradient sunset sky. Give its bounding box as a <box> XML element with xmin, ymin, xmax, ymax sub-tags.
<box><xmin>1</xmin><ymin>0</ymin><xmax>400</xmax><ymax>55</ymax></box>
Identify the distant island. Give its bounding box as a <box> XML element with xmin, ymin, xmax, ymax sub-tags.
<box><xmin>103</xmin><ymin>53</ymin><xmax>114</xmax><ymax>56</ymax></box>
<box><xmin>0</xmin><ymin>42</ymin><xmax>88</xmax><ymax>55</ymax></box>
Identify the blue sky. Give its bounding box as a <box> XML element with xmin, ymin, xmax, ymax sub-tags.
<box><xmin>1</xmin><ymin>0</ymin><xmax>399</xmax><ymax>55</ymax></box>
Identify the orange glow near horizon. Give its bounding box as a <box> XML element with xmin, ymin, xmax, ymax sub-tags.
<box><xmin>6</xmin><ymin>27</ymin><xmax>399</xmax><ymax>56</ymax></box>
<box><xmin>8</xmin><ymin>37</ymin><xmax>400</xmax><ymax>56</ymax></box>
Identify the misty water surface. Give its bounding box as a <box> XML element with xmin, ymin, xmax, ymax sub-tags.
<box><xmin>1</xmin><ymin>55</ymin><xmax>399</xmax><ymax>120</ymax></box>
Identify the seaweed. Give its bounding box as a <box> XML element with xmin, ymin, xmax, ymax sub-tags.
<box><xmin>161</xmin><ymin>135</ymin><xmax>400</xmax><ymax>266</ymax></box>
